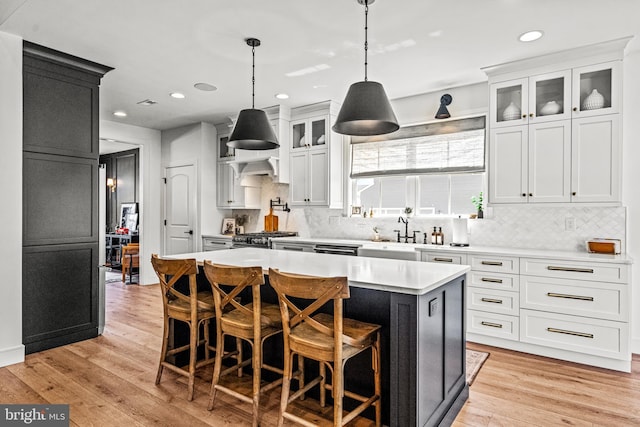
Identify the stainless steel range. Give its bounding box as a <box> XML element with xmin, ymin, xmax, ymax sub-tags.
<box><xmin>232</xmin><ymin>231</ymin><xmax>298</xmax><ymax>249</ymax></box>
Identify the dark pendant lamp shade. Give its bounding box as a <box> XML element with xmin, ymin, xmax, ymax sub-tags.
<box><xmin>227</xmin><ymin>108</ymin><xmax>279</xmax><ymax>150</ymax></box>
<box><xmin>332</xmin><ymin>81</ymin><xmax>399</xmax><ymax>136</ymax></box>
<box><xmin>227</xmin><ymin>37</ymin><xmax>279</xmax><ymax>150</ymax></box>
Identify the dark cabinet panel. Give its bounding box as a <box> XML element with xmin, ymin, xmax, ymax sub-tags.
<box><xmin>23</xmin><ymin>152</ymin><xmax>98</xmax><ymax>246</ymax></box>
<box><xmin>23</xmin><ymin>243</ymin><xmax>98</xmax><ymax>353</ymax></box>
<box><xmin>22</xmin><ymin>41</ymin><xmax>111</xmax><ymax>354</ymax></box>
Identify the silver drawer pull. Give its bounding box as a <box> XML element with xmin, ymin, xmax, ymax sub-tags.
<box><xmin>547</xmin><ymin>292</ymin><xmax>594</xmax><ymax>301</ymax></box>
<box><xmin>481</xmin><ymin>297</ymin><xmax>503</xmax><ymax>304</ymax></box>
<box><xmin>481</xmin><ymin>277</ymin><xmax>503</xmax><ymax>284</ymax></box>
<box><xmin>481</xmin><ymin>261</ymin><xmax>503</xmax><ymax>266</ymax></box>
<box><xmin>481</xmin><ymin>321</ymin><xmax>503</xmax><ymax>328</ymax></box>
<box><xmin>547</xmin><ymin>327</ymin><xmax>593</xmax><ymax>339</ymax></box>
<box><xmin>283</xmin><ymin>246</ymin><xmax>304</xmax><ymax>251</ymax></box>
<box><xmin>433</xmin><ymin>257</ymin><xmax>453</xmax><ymax>262</ymax></box>
<box><xmin>547</xmin><ymin>266</ymin><xmax>594</xmax><ymax>274</ymax></box>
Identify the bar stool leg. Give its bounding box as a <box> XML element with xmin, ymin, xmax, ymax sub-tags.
<box><xmin>187</xmin><ymin>317</ymin><xmax>198</xmax><ymax>401</ymax></box>
<box><xmin>374</xmin><ymin>332</ymin><xmax>382</xmax><ymax>427</ymax></box>
<box><xmin>204</xmin><ymin>319</ymin><xmax>210</xmax><ymax>361</ymax></box>
<box><xmin>319</xmin><ymin>362</ymin><xmax>326</xmax><ymax>407</ymax></box>
<box><xmin>298</xmin><ymin>354</ymin><xmax>305</xmax><ymax>400</ymax></box>
<box><xmin>208</xmin><ymin>331</ymin><xmax>226</xmax><ymax>410</ymax></box>
<box><xmin>333</xmin><ymin>362</ymin><xmax>344</xmax><ymax>427</ymax></box>
<box><xmin>155</xmin><ymin>315</ymin><xmax>170</xmax><ymax>385</ymax></box>
<box><xmin>277</xmin><ymin>351</ymin><xmax>294</xmax><ymax>427</ymax></box>
<box><xmin>237</xmin><ymin>338</ymin><xmax>243</xmax><ymax>377</ymax></box>
<box><xmin>251</xmin><ymin>340</ymin><xmax>260</xmax><ymax>427</ymax></box>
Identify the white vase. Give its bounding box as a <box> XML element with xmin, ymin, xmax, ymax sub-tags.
<box><xmin>502</xmin><ymin>102</ymin><xmax>521</xmax><ymax>121</ymax></box>
<box><xmin>583</xmin><ymin>89</ymin><xmax>605</xmax><ymax>110</ymax></box>
<box><xmin>540</xmin><ymin>101</ymin><xmax>561</xmax><ymax>115</ymax></box>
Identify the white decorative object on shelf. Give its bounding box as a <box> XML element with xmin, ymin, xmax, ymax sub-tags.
<box><xmin>583</xmin><ymin>89</ymin><xmax>605</xmax><ymax>110</ymax></box>
<box><xmin>502</xmin><ymin>102</ymin><xmax>521</xmax><ymax>121</ymax></box>
<box><xmin>540</xmin><ymin>101</ymin><xmax>561</xmax><ymax>115</ymax></box>
<box><xmin>299</xmin><ymin>135</ymin><xmax>306</xmax><ymax>147</ymax></box>
<box><xmin>317</xmin><ymin>134</ymin><xmax>325</xmax><ymax>144</ymax></box>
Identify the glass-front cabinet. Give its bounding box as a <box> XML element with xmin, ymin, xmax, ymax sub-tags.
<box><xmin>291</xmin><ymin>116</ymin><xmax>328</xmax><ymax>150</ymax></box>
<box><xmin>218</xmin><ymin>134</ymin><xmax>234</xmax><ymax>160</ymax></box>
<box><xmin>571</xmin><ymin>61</ymin><xmax>621</xmax><ymax>118</ymax></box>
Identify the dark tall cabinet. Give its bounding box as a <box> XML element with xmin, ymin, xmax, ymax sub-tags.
<box><xmin>22</xmin><ymin>41</ymin><xmax>112</xmax><ymax>354</ymax></box>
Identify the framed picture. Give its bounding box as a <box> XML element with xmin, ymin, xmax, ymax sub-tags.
<box><xmin>124</xmin><ymin>213</ymin><xmax>138</xmax><ymax>231</ymax></box>
<box><xmin>119</xmin><ymin>202</ymin><xmax>137</xmax><ymax>229</ymax></box>
<box><xmin>222</xmin><ymin>218</ymin><xmax>236</xmax><ymax>235</ymax></box>
<box><xmin>351</xmin><ymin>206</ymin><xmax>362</xmax><ymax>216</ymax></box>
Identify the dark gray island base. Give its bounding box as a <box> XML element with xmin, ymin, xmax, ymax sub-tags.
<box><xmin>168</xmin><ymin>248</ymin><xmax>468</xmax><ymax>426</ymax></box>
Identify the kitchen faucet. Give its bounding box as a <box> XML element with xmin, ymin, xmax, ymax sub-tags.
<box><xmin>396</xmin><ymin>217</ymin><xmax>420</xmax><ymax>243</ymax></box>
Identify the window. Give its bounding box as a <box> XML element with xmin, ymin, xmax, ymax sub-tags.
<box><xmin>350</xmin><ymin>116</ymin><xmax>486</xmax><ymax>216</ymax></box>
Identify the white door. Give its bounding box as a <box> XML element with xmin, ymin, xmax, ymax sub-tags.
<box><xmin>165</xmin><ymin>164</ymin><xmax>196</xmax><ymax>255</ymax></box>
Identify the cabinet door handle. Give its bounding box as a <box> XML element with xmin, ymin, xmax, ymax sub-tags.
<box><xmin>481</xmin><ymin>261</ymin><xmax>503</xmax><ymax>266</ymax></box>
<box><xmin>547</xmin><ymin>327</ymin><xmax>593</xmax><ymax>339</ymax></box>
<box><xmin>573</xmin><ymin>107</ymin><xmax>578</xmax><ymax>112</ymax></box>
<box><xmin>547</xmin><ymin>266</ymin><xmax>594</xmax><ymax>274</ymax></box>
<box><xmin>433</xmin><ymin>257</ymin><xmax>453</xmax><ymax>262</ymax></box>
<box><xmin>572</xmin><ymin>192</ymin><xmax>577</xmax><ymax>196</ymax></box>
<box><xmin>283</xmin><ymin>246</ymin><xmax>304</xmax><ymax>251</ymax></box>
<box><xmin>522</xmin><ymin>114</ymin><xmax>527</xmax><ymax>119</ymax></box>
<box><xmin>481</xmin><ymin>277</ymin><xmax>503</xmax><ymax>284</ymax></box>
<box><xmin>529</xmin><ymin>193</ymin><xmax>533</xmax><ymax>197</ymax></box>
<box><xmin>481</xmin><ymin>297</ymin><xmax>503</xmax><ymax>304</ymax></box>
<box><xmin>481</xmin><ymin>321</ymin><xmax>503</xmax><ymax>329</ymax></box>
<box><xmin>529</xmin><ymin>113</ymin><xmax>534</xmax><ymax>118</ymax></box>
<box><xmin>547</xmin><ymin>292</ymin><xmax>594</xmax><ymax>301</ymax></box>
<box><xmin>521</xmin><ymin>193</ymin><xmax>527</xmax><ymax>197</ymax></box>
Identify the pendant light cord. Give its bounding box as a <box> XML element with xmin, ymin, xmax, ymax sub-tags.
<box><xmin>364</xmin><ymin>0</ymin><xmax>369</xmax><ymax>82</ymax></box>
<box><xmin>251</xmin><ymin>44</ymin><xmax>256</xmax><ymax>109</ymax></box>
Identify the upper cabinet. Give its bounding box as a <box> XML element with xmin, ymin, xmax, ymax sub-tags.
<box><xmin>484</xmin><ymin>37</ymin><xmax>630</xmax><ymax>205</ymax></box>
<box><xmin>217</xmin><ymin>133</ymin><xmax>234</xmax><ymax>160</ymax></box>
<box><xmin>289</xmin><ymin>101</ymin><xmax>345</xmax><ymax>208</ymax></box>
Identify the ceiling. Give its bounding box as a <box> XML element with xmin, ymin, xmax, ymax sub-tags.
<box><xmin>2</xmin><ymin>0</ymin><xmax>639</xmax><ymax>132</ymax></box>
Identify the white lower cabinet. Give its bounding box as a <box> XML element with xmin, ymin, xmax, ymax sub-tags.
<box><xmin>419</xmin><ymin>248</ymin><xmax>631</xmax><ymax>371</ymax></box>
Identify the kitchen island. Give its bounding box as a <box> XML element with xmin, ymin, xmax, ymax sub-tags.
<box><xmin>169</xmin><ymin>248</ymin><xmax>470</xmax><ymax>426</ymax></box>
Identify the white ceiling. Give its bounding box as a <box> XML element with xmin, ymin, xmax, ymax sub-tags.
<box><xmin>2</xmin><ymin>0</ymin><xmax>639</xmax><ymax>131</ymax></box>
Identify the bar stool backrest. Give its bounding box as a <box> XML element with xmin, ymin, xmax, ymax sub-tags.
<box><xmin>150</xmin><ymin>254</ymin><xmax>201</xmax><ymax>313</ymax></box>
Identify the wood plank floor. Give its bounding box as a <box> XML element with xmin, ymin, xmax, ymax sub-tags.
<box><xmin>2</xmin><ymin>280</ymin><xmax>640</xmax><ymax>426</ymax></box>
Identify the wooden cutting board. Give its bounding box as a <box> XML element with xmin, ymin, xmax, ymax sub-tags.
<box><xmin>264</xmin><ymin>208</ymin><xmax>278</xmax><ymax>232</ymax></box>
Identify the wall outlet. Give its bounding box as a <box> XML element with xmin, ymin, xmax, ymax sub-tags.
<box><xmin>565</xmin><ymin>216</ymin><xmax>576</xmax><ymax>231</ymax></box>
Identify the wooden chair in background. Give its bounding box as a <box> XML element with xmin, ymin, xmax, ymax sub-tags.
<box><xmin>203</xmin><ymin>262</ymin><xmax>285</xmax><ymax>427</ymax></box>
<box><xmin>268</xmin><ymin>268</ymin><xmax>382</xmax><ymax>427</ymax></box>
<box><xmin>121</xmin><ymin>242</ymin><xmax>139</xmax><ymax>283</ymax></box>
<box><xmin>150</xmin><ymin>254</ymin><xmax>216</xmax><ymax>401</ymax></box>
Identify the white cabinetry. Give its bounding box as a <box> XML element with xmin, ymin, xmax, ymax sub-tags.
<box><xmin>289</xmin><ymin>101</ymin><xmax>344</xmax><ymax>208</ymax></box>
<box><xmin>202</xmin><ymin>236</ymin><xmax>233</xmax><ymax>251</ymax></box>
<box><xmin>484</xmin><ymin>38</ymin><xmax>629</xmax><ymax>205</ymax></box>
<box><xmin>216</xmin><ymin>160</ymin><xmax>260</xmax><ymax>209</ymax></box>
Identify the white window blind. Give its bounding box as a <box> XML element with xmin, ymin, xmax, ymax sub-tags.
<box><xmin>351</xmin><ymin>116</ymin><xmax>486</xmax><ymax>178</ymax></box>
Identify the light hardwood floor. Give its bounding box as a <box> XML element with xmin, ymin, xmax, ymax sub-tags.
<box><xmin>2</xmin><ymin>280</ymin><xmax>639</xmax><ymax>426</ymax></box>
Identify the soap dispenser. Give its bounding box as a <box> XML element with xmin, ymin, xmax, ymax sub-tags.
<box><xmin>431</xmin><ymin>227</ymin><xmax>437</xmax><ymax>244</ymax></box>
<box><xmin>437</xmin><ymin>227</ymin><xmax>444</xmax><ymax>245</ymax></box>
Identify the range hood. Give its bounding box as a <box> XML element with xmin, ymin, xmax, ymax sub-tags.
<box><xmin>229</xmin><ymin>156</ymin><xmax>279</xmax><ymax>178</ymax></box>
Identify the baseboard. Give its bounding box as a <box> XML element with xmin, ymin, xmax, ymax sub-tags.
<box><xmin>0</xmin><ymin>344</ymin><xmax>25</xmax><ymax>368</ymax></box>
<box><xmin>631</xmin><ymin>337</ymin><xmax>640</xmax><ymax>354</ymax></box>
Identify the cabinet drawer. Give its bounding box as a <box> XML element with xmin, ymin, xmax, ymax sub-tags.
<box><xmin>520</xmin><ymin>258</ymin><xmax>628</xmax><ymax>283</ymax></box>
<box><xmin>520</xmin><ymin>309</ymin><xmax>628</xmax><ymax>360</ymax></box>
<box><xmin>423</xmin><ymin>252</ymin><xmax>467</xmax><ymax>265</ymax></box>
<box><xmin>468</xmin><ymin>288</ymin><xmax>519</xmax><ymax>316</ymax></box>
<box><xmin>469</xmin><ymin>271</ymin><xmax>519</xmax><ymax>291</ymax></box>
<box><xmin>470</xmin><ymin>255</ymin><xmax>519</xmax><ymax>274</ymax></box>
<box><xmin>520</xmin><ymin>276</ymin><xmax>627</xmax><ymax>321</ymax></box>
<box><xmin>468</xmin><ymin>310</ymin><xmax>519</xmax><ymax>341</ymax></box>
<box><xmin>202</xmin><ymin>237</ymin><xmax>232</xmax><ymax>250</ymax></box>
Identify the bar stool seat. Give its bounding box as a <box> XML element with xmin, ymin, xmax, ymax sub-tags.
<box><xmin>269</xmin><ymin>268</ymin><xmax>382</xmax><ymax>427</ymax></box>
<box><xmin>151</xmin><ymin>254</ymin><xmax>216</xmax><ymax>401</ymax></box>
<box><xmin>204</xmin><ymin>262</ymin><xmax>288</xmax><ymax>427</ymax></box>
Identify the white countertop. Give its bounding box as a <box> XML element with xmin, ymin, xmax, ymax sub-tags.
<box><xmin>271</xmin><ymin>237</ymin><xmax>633</xmax><ymax>264</ymax></box>
<box><xmin>167</xmin><ymin>247</ymin><xmax>469</xmax><ymax>295</ymax></box>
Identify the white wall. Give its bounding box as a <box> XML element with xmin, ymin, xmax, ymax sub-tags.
<box><xmin>100</xmin><ymin>120</ymin><xmax>162</xmax><ymax>285</ymax></box>
<box><xmin>161</xmin><ymin>122</ymin><xmax>219</xmax><ymax>249</ymax></box>
<box><xmin>0</xmin><ymin>31</ymin><xmax>24</xmax><ymax>367</ymax></box>
<box><xmin>622</xmin><ymin>39</ymin><xmax>640</xmax><ymax>352</ymax></box>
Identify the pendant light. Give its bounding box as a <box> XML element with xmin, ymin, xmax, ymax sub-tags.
<box><xmin>333</xmin><ymin>0</ymin><xmax>399</xmax><ymax>136</ymax></box>
<box><xmin>227</xmin><ymin>38</ymin><xmax>279</xmax><ymax>150</ymax></box>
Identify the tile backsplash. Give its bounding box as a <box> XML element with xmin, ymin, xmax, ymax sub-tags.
<box><xmin>234</xmin><ymin>178</ymin><xmax>626</xmax><ymax>253</ymax></box>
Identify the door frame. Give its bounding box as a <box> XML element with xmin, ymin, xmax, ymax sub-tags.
<box><xmin>162</xmin><ymin>161</ymin><xmax>199</xmax><ymax>255</ymax></box>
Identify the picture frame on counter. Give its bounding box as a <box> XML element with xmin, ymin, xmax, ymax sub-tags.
<box><xmin>351</xmin><ymin>206</ymin><xmax>362</xmax><ymax>216</ymax></box>
<box><xmin>222</xmin><ymin>218</ymin><xmax>236</xmax><ymax>235</ymax></box>
<box><xmin>119</xmin><ymin>202</ymin><xmax>137</xmax><ymax>228</ymax></box>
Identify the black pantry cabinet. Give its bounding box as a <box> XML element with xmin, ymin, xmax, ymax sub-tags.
<box><xmin>22</xmin><ymin>41</ymin><xmax>112</xmax><ymax>354</ymax></box>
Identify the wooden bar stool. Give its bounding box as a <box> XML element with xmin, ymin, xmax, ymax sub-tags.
<box><xmin>268</xmin><ymin>268</ymin><xmax>382</xmax><ymax>427</ymax></box>
<box><xmin>150</xmin><ymin>254</ymin><xmax>216</xmax><ymax>401</ymax></box>
<box><xmin>203</xmin><ymin>262</ymin><xmax>286</xmax><ymax>427</ymax></box>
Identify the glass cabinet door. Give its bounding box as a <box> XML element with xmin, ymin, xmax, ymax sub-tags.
<box><xmin>529</xmin><ymin>70</ymin><xmax>571</xmax><ymax>123</ymax></box>
<box><xmin>490</xmin><ymin>78</ymin><xmax>528</xmax><ymax>128</ymax></box>
<box><xmin>218</xmin><ymin>135</ymin><xmax>233</xmax><ymax>159</ymax></box>
<box><xmin>310</xmin><ymin>117</ymin><xmax>327</xmax><ymax>147</ymax></box>
<box><xmin>291</xmin><ymin>120</ymin><xmax>306</xmax><ymax>150</ymax></box>
<box><xmin>572</xmin><ymin>61</ymin><xmax>620</xmax><ymax>117</ymax></box>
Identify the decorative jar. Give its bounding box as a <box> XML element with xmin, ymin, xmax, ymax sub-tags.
<box><xmin>540</xmin><ymin>101</ymin><xmax>561</xmax><ymax>115</ymax></box>
<box><xmin>583</xmin><ymin>89</ymin><xmax>605</xmax><ymax>110</ymax></box>
<box><xmin>502</xmin><ymin>102</ymin><xmax>521</xmax><ymax>121</ymax></box>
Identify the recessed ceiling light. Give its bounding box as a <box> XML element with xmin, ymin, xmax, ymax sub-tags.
<box><xmin>170</xmin><ymin>92</ymin><xmax>185</xmax><ymax>99</ymax></box>
<box><xmin>519</xmin><ymin>30</ymin><xmax>543</xmax><ymax>42</ymax></box>
<box><xmin>113</xmin><ymin>111</ymin><xmax>127</xmax><ymax>117</ymax></box>
<box><xmin>194</xmin><ymin>82</ymin><xmax>217</xmax><ymax>91</ymax></box>
<box><xmin>275</xmin><ymin>93</ymin><xmax>289</xmax><ymax>100</ymax></box>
